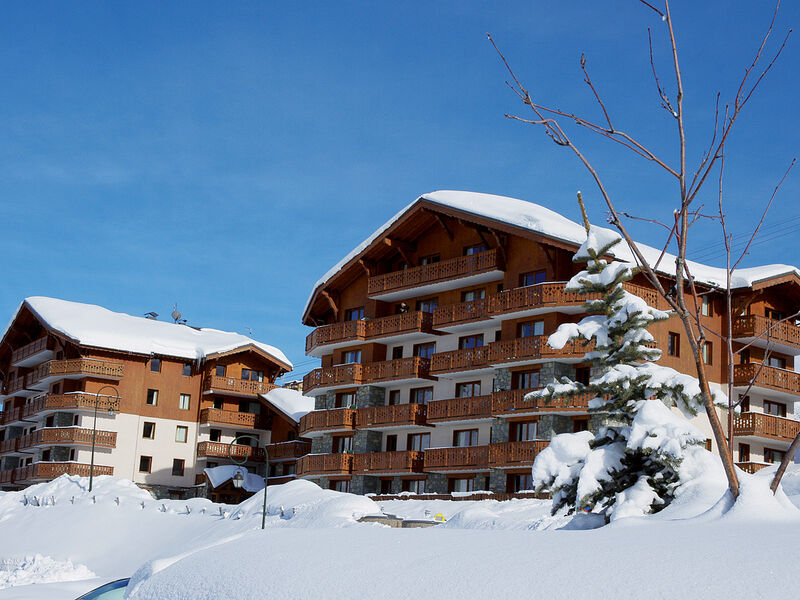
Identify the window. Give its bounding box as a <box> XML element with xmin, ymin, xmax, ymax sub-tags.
<box><xmin>413</xmin><ymin>342</ymin><xmax>436</xmax><ymax>359</ymax></box>
<box><xmin>241</xmin><ymin>368</ymin><xmax>264</xmax><ymax>382</ymax></box>
<box><xmin>458</xmin><ymin>334</ymin><xmax>484</xmax><ymax>350</ymax></box>
<box><xmin>344</xmin><ymin>307</ymin><xmax>365</xmax><ymax>321</ymax></box>
<box><xmin>387</xmin><ymin>390</ymin><xmax>400</xmax><ymax>405</ymax></box>
<box><xmin>142</xmin><ymin>422</ymin><xmax>156</xmax><ymax>439</ymax></box>
<box><xmin>573</xmin><ymin>418</ymin><xmax>589</xmax><ymax>433</ymax></box>
<box><xmin>73</xmin><ymin>415</ymin><xmax>80</xmax><ymax>426</ymax></box>
<box><xmin>464</xmin><ymin>244</ymin><xmax>487</xmax><ymax>256</ymax></box>
<box><xmin>701</xmin><ymin>342</ymin><xmax>712</xmax><ymax>365</ymax></box>
<box><xmin>768</xmin><ymin>356</ymin><xmax>787</xmax><ymax>369</ymax></box>
<box><xmin>139</xmin><ymin>456</ymin><xmax>152</xmax><ymax>473</ymax></box>
<box><xmin>764</xmin><ymin>448</ymin><xmax>786</xmax><ymax>464</ymax></box>
<box><xmin>518</xmin><ymin>320</ymin><xmax>544</xmax><ymax>338</ymax></box>
<box><xmin>449</xmin><ymin>477</ymin><xmax>474</xmax><ymax>493</ymax></box>
<box><xmin>335</xmin><ymin>392</ymin><xmax>356</xmax><ymax>408</ymax></box>
<box><xmin>765</xmin><ymin>308</ymin><xmax>787</xmax><ymax>321</ymax></box>
<box><xmin>764</xmin><ymin>400</ymin><xmax>787</xmax><ymax>417</ymax></box>
<box><xmin>342</xmin><ymin>350</ymin><xmax>362</xmax><ymax>364</ymax></box>
<box><xmin>215</xmin><ymin>364</ymin><xmax>227</xmax><ymax>377</ymax></box>
<box><xmin>511</xmin><ymin>421</ymin><xmax>537</xmax><ymax>441</ymax></box>
<box><xmin>455</xmin><ymin>381</ymin><xmax>481</xmax><ymax>398</ymax></box>
<box><xmin>453</xmin><ymin>429</ymin><xmax>479</xmax><ymax>447</ymax></box>
<box><xmin>178</xmin><ymin>394</ymin><xmax>191</xmax><ymax>410</ymax></box>
<box><xmin>520</xmin><ymin>270</ymin><xmax>547</xmax><ymax>287</ymax></box>
<box><xmin>512</xmin><ymin>370</ymin><xmax>540</xmax><ymax>390</ymax></box>
<box><xmin>461</xmin><ymin>288</ymin><xmax>486</xmax><ymax>303</ymax></box>
<box><xmin>415</xmin><ymin>298</ymin><xmax>439</xmax><ymax>313</ymax></box>
<box><xmin>213</xmin><ymin>398</ymin><xmax>223</xmax><ymax>410</ymax></box>
<box><xmin>51</xmin><ymin>383</ymin><xmax>60</xmax><ymax>395</ymax></box>
<box><xmin>332</xmin><ymin>480</ymin><xmax>350</xmax><ymax>493</ymax></box>
<box><xmin>407</xmin><ymin>433</ymin><xmax>431</xmax><ymax>451</ymax></box>
<box><xmin>738</xmin><ymin>443</ymin><xmax>750</xmax><ymax>462</ymax></box>
<box><xmin>385</xmin><ymin>434</ymin><xmax>397</xmax><ymax>452</ymax></box>
<box><xmin>701</xmin><ymin>296</ymin><xmax>712</xmax><ymax>317</ymax></box>
<box><xmin>171</xmin><ymin>459</ymin><xmax>185</xmax><ymax>477</ymax></box>
<box><xmin>42</xmin><ymin>449</ymin><xmax>51</xmax><ymax>462</ymax></box>
<box><xmin>146</xmin><ymin>389</ymin><xmax>158</xmax><ymax>406</ymax></box>
<box><xmin>150</xmin><ymin>358</ymin><xmax>161</xmax><ymax>373</ymax></box>
<box><xmin>419</xmin><ymin>254</ymin><xmax>440</xmax><ymax>266</ymax></box>
<box><xmin>175</xmin><ymin>426</ymin><xmax>188</xmax><ymax>443</ymax></box>
<box><xmin>284</xmin><ymin>463</ymin><xmax>296</xmax><ymax>475</ymax></box>
<box><xmin>410</xmin><ymin>387</ymin><xmax>433</xmax><ymax>405</ymax></box>
<box><xmin>507</xmin><ymin>473</ymin><xmax>533</xmax><ymax>493</ymax></box>
<box><xmin>182</xmin><ymin>363</ymin><xmax>192</xmax><ymax>376</ymax></box>
<box><xmin>668</xmin><ymin>332</ymin><xmax>680</xmax><ymax>357</ymax></box>
<box><xmin>402</xmin><ymin>479</ymin><xmax>425</xmax><ymax>494</ymax></box>
<box><xmin>209</xmin><ymin>428</ymin><xmax>222</xmax><ymax>442</ymax></box>
<box><xmin>392</xmin><ymin>346</ymin><xmax>403</xmax><ymax>359</ymax></box>
<box><xmin>68</xmin><ymin>448</ymin><xmax>76</xmax><ymax>461</ymax></box>
<box><xmin>575</xmin><ymin>367</ymin><xmax>591</xmax><ymax>386</ymax></box>
<box><xmin>332</xmin><ymin>435</ymin><xmax>353</xmax><ymax>453</ymax></box>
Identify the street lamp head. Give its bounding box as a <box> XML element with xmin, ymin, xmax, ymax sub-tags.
<box><xmin>232</xmin><ymin>470</ymin><xmax>245</xmax><ymax>489</ymax></box>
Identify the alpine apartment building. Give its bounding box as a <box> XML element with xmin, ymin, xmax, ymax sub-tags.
<box><xmin>0</xmin><ymin>297</ymin><xmax>312</xmax><ymax>499</ymax></box>
<box><xmin>297</xmin><ymin>190</ymin><xmax>800</xmax><ymax>496</ymax></box>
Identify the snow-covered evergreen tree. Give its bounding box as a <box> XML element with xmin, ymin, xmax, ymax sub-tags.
<box><xmin>531</xmin><ymin>224</ymin><xmax>719</xmax><ymax>522</ymax></box>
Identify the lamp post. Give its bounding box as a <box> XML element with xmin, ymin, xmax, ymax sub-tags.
<box><xmin>89</xmin><ymin>385</ymin><xmax>120</xmax><ymax>493</ymax></box>
<box><xmin>228</xmin><ymin>434</ymin><xmax>269</xmax><ymax>530</ymax></box>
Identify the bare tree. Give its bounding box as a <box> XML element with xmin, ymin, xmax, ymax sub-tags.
<box><xmin>489</xmin><ymin>0</ymin><xmax>792</xmax><ymax>499</ymax></box>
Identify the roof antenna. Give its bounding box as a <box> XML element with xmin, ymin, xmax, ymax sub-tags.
<box><xmin>172</xmin><ymin>303</ymin><xmax>186</xmax><ymax>325</ymax></box>
<box><xmin>144</xmin><ymin>312</ymin><xmax>159</xmax><ymax>320</ymax></box>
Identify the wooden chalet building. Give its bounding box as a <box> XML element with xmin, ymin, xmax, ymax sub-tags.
<box><xmin>298</xmin><ymin>190</ymin><xmax>800</xmax><ymax>496</ymax></box>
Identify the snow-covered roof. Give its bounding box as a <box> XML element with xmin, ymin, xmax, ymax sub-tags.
<box><xmin>3</xmin><ymin>297</ymin><xmax>292</xmax><ymax>369</ymax></box>
<box><xmin>203</xmin><ymin>466</ymin><xmax>264</xmax><ymax>493</ymax></box>
<box><xmin>260</xmin><ymin>387</ymin><xmax>315</xmax><ymax>424</ymax></box>
<box><xmin>304</xmin><ymin>190</ymin><xmax>800</xmax><ymax>315</ymax></box>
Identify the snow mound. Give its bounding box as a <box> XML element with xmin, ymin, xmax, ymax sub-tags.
<box><xmin>0</xmin><ymin>554</ymin><xmax>96</xmax><ymax>589</ymax></box>
<box><xmin>0</xmin><ymin>474</ymin><xmax>153</xmax><ymax>511</ymax></box>
<box><xmin>695</xmin><ymin>470</ymin><xmax>800</xmax><ymax>523</ymax></box>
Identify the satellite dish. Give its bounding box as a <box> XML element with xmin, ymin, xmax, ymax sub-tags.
<box><xmin>172</xmin><ymin>303</ymin><xmax>182</xmax><ymax>324</ymax></box>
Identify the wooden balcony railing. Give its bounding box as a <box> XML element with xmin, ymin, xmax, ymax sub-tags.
<box><xmin>297</xmin><ymin>453</ymin><xmax>353</xmax><ymax>477</ymax></box>
<box><xmin>11</xmin><ymin>337</ymin><xmax>48</xmax><ymax>365</ymax></box>
<box><xmin>733</xmin><ymin>364</ymin><xmax>800</xmax><ymax>395</ymax></box>
<box><xmin>732</xmin><ymin>315</ymin><xmax>800</xmax><ymax>349</ymax></box>
<box><xmin>492</xmin><ymin>389</ymin><xmax>592</xmax><ymax>415</ymax></box>
<box><xmin>203</xmin><ymin>375</ymin><xmax>277</xmax><ymax>397</ymax></box>
<box><xmin>430</xmin><ymin>346</ymin><xmax>490</xmax><ymax>374</ymax></box>
<box><xmin>22</xmin><ymin>393</ymin><xmax>117</xmax><ymax>419</ymax></box>
<box><xmin>27</xmin><ymin>427</ymin><xmax>117</xmax><ymax>448</ymax></box>
<box><xmin>368</xmin><ymin>249</ymin><xmax>503</xmax><ymax>296</ymax></box>
<box><xmin>197</xmin><ymin>441</ymin><xmax>266</xmax><ymax>461</ymax></box>
<box><xmin>433</xmin><ymin>299</ymin><xmax>489</xmax><ymax>328</ymax></box>
<box><xmin>266</xmin><ymin>440</ymin><xmax>312</xmax><ymax>461</ymax></box>
<box><xmin>303</xmin><ymin>363</ymin><xmax>363</xmax><ymax>392</ymax></box>
<box><xmin>0</xmin><ymin>438</ymin><xmax>19</xmax><ymax>453</ymax></box>
<box><xmin>306</xmin><ymin>312</ymin><xmax>435</xmax><ymax>353</ymax></box>
<box><xmin>299</xmin><ymin>409</ymin><xmax>358</xmax><ymax>436</ymax></box>
<box><xmin>736</xmin><ymin>462</ymin><xmax>771</xmax><ymax>474</ymax></box>
<box><xmin>5</xmin><ymin>378</ymin><xmax>25</xmax><ymax>396</ymax></box>
<box><xmin>427</xmin><ymin>395</ymin><xmax>493</xmax><ymax>423</ymax></box>
<box><xmin>14</xmin><ymin>462</ymin><xmax>113</xmax><ymax>482</ymax></box>
<box><xmin>0</xmin><ymin>407</ymin><xmax>24</xmax><ymax>425</ymax></box>
<box><xmin>490</xmin><ymin>440</ymin><xmax>549</xmax><ymax>467</ymax></box>
<box><xmin>424</xmin><ymin>445</ymin><xmax>489</xmax><ymax>471</ymax></box>
<box><xmin>0</xmin><ymin>469</ymin><xmax>13</xmax><ymax>484</ymax></box>
<box><xmin>489</xmin><ymin>283</ymin><xmax>588</xmax><ymax>316</ymax></box>
<box><xmin>27</xmin><ymin>359</ymin><xmax>124</xmax><ymax>387</ymax></box>
<box><xmin>199</xmin><ymin>408</ymin><xmax>271</xmax><ymax>429</ymax></box>
<box><xmin>353</xmin><ymin>450</ymin><xmax>424</xmax><ymax>473</ymax></box>
<box><xmin>303</xmin><ymin>358</ymin><xmax>432</xmax><ymax>393</ymax></box>
<box><xmin>732</xmin><ymin>412</ymin><xmax>800</xmax><ymax>442</ymax></box>
<box><xmin>357</xmin><ymin>403</ymin><xmax>428</xmax><ymax>428</ymax></box>
<box><xmin>488</xmin><ymin>336</ymin><xmax>591</xmax><ymax>365</ymax></box>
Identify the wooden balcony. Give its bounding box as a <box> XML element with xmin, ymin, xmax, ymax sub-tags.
<box><xmin>357</xmin><ymin>403</ymin><xmax>428</xmax><ymax>429</ymax></box>
<box><xmin>13</xmin><ymin>462</ymin><xmax>113</xmax><ymax>482</ymax></box>
<box><xmin>433</xmin><ymin>299</ymin><xmax>489</xmax><ymax>329</ymax></box>
<box><xmin>489</xmin><ymin>282</ymin><xmax>589</xmax><ymax>317</ymax></box>
<box><xmin>430</xmin><ymin>346</ymin><xmax>490</xmax><ymax>375</ymax></box>
<box><xmin>306</xmin><ymin>311</ymin><xmax>435</xmax><ymax>354</ymax></box>
<box><xmin>297</xmin><ymin>453</ymin><xmax>353</xmax><ymax>477</ymax></box>
<box><xmin>303</xmin><ymin>357</ymin><xmax>433</xmax><ymax>394</ymax></box>
<box><xmin>488</xmin><ymin>336</ymin><xmax>590</xmax><ymax>366</ymax></box>
<box><xmin>203</xmin><ymin>375</ymin><xmax>277</xmax><ymax>398</ymax></box>
<box><xmin>0</xmin><ymin>407</ymin><xmax>24</xmax><ymax>426</ymax></box>
<box><xmin>492</xmin><ymin>389</ymin><xmax>592</xmax><ymax>416</ymax></box>
<box><xmin>22</xmin><ymin>393</ymin><xmax>118</xmax><ymax>419</ymax></box>
<box><xmin>424</xmin><ymin>445</ymin><xmax>489</xmax><ymax>472</ymax></box>
<box><xmin>736</xmin><ymin>462</ymin><xmax>771</xmax><ymax>474</ymax></box>
<box><xmin>4</xmin><ymin>378</ymin><xmax>25</xmax><ymax>396</ymax></box>
<box><xmin>0</xmin><ymin>469</ymin><xmax>13</xmax><ymax>484</ymax></box>
<box><xmin>11</xmin><ymin>337</ymin><xmax>51</xmax><ymax>367</ymax></box>
<box><xmin>353</xmin><ymin>450</ymin><xmax>424</xmax><ymax>474</ymax></box>
<box><xmin>303</xmin><ymin>364</ymin><xmax>363</xmax><ymax>393</ymax></box>
<box><xmin>732</xmin><ymin>412</ymin><xmax>800</xmax><ymax>442</ymax></box>
<box><xmin>490</xmin><ymin>440</ymin><xmax>549</xmax><ymax>468</ymax></box>
<box><xmin>266</xmin><ymin>440</ymin><xmax>311</xmax><ymax>461</ymax></box>
<box><xmin>367</xmin><ymin>249</ymin><xmax>504</xmax><ymax>299</ymax></box>
<box><xmin>427</xmin><ymin>395</ymin><xmax>493</xmax><ymax>423</ymax></box>
<box><xmin>732</xmin><ymin>315</ymin><xmax>800</xmax><ymax>354</ymax></box>
<box><xmin>199</xmin><ymin>408</ymin><xmax>271</xmax><ymax>430</ymax></box>
<box><xmin>197</xmin><ymin>441</ymin><xmax>266</xmax><ymax>461</ymax></box>
<box><xmin>0</xmin><ymin>438</ymin><xmax>19</xmax><ymax>454</ymax></box>
<box><xmin>733</xmin><ymin>364</ymin><xmax>800</xmax><ymax>397</ymax></box>
<box><xmin>298</xmin><ymin>409</ymin><xmax>357</xmax><ymax>436</ymax></box>
<box><xmin>27</xmin><ymin>359</ymin><xmax>124</xmax><ymax>388</ymax></box>
<box><xmin>31</xmin><ymin>427</ymin><xmax>116</xmax><ymax>448</ymax></box>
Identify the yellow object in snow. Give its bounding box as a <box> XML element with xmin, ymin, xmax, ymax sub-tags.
<box><xmin>433</xmin><ymin>513</ymin><xmax>446</xmax><ymax>522</ymax></box>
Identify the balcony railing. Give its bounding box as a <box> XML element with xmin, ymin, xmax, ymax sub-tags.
<box><xmin>199</xmin><ymin>408</ymin><xmax>271</xmax><ymax>430</ymax></box>
<box><xmin>732</xmin><ymin>315</ymin><xmax>800</xmax><ymax>350</ymax></box>
<box><xmin>489</xmin><ymin>282</ymin><xmax>588</xmax><ymax>316</ymax></box>
<box><xmin>203</xmin><ymin>375</ymin><xmax>277</xmax><ymax>397</ymax></box>
<box><xmin>11</xmin><ymin>337</ymin><xmax>49</xmax><ymax>366</ymax></box>
<box><xmin>27</xmin><ymin>359</ymin><xmax>124</xmax><ymax>387</ymax></box>
<box><xmin>424</xmin><ymin>445</ymin><xmax>490</xmax><ymax>471</ymax></box>
<box><xmin>197</xmin><ymin>441</ymin><xmax>266</xmax><ymax>461</ymax></box>
<box><xmin>430</xmin><ymin>346</ymin><xmax>490</xmax><ymax>375</ymax></box>
<box><xmin>22</xmin><ymin>393</ymin><xmax>117</xmax><ymax>419</ymax></box>
<box><xmin>733</xmin><ymin>364</ymin><xmax>800</xmax><ymax>395</ymax></box>
<box><xmin>5</xmin><ymin>378</ymin><xmax>25</xmax><ymax>396</ymax></box>
<box><xmin>31</xmin><ymin>427</ymin><xmax>116</xmax><ymax>448</ymax></box>
<box><xmin>0</xmin><ymin>469</ymin><xmax>13</xmax><ymax>484</ymax></box>
<box><xmin>299</xmin><ymin>409</ymin><xmax>358</xmax><ymax>436</ymax></box>
<box><xmin>492</xmin><ymin>389</ymin><xmax>592</xmax><ymax>415</ymax></box>
<box><xmin>433</xmin><ymin>299</ymin><xmax>489</xmax><ymax>328</ymax></box>
<box><xmin>353</xmin><ymin>450</ymin><xmax>424</xmax><ymax>474</ymax></box>
<box><xmin>306</xmin><ymin>312</ymin><xmax>435</xmax><ymax>353</ymax></box>
<box><xmin>297</xmin><ymin>453</ymin><xmax>353</xmax><ymax>477</ymax></box>
<box><xmin>357</xmin><ymin>403</ymin><xmax>428</xmax><ymax>428</ymax></box>
<box><xmin>488</xmin><ymin>336</ymin><xmax>591</xmax><ymax>365</ymax></box>
<box><xmin>13</xmin><ymin>462</ymin><xmax>113</xmax><ymax>482</ymax></box>
<box><xmin>367</xmin><ymin>249</ymin><xmax>503</xmax><ymax>296</ymax></box>
<box><xmin>0</xmin><ymin>438</ymin><xmax>19</xmax><ymax>453</ymax></box>
<box><xmin>266</xmin><ymin>440</ymin><xmax>312</xmax><ymax>461</ymax></box>
<box><xmin>736</xmin><ymin>462</ymin><xmax>771</xmax><ymax>474</ymax></box>
<box><xmin>427</xmin><ymin>395</ymin><xmax>493</xmax><ymax>423</ymax></box>
<box><xmin>490</xmin><ymin>440</ymin><xmax>549</xmax><ymax>468</ymax></box>
<box><xmin>303</xmin><ymin>357</ymin><xmax>432</xmax><ymax>393</ymax></box>
<box><xmin>0</xmin><ymin>407</ymin><xmax>24</xmax><ymax>426</ymax></box>
<box><xmin>732</xmin><ymin>412</ymin><xmax>800</xmax><ymax>441</ymax></box>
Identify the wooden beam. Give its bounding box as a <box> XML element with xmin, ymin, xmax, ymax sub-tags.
<box><xmin>733</xmin><ymin>290</ymin><xmax>762</xmax><ymax>317</ymax></box>
<box><xmin>383</xmin><ymin>237</ymin><xmax>414</xmax><ymax>265</ymax></box>
<box><xmin>434</xmin><ymin>213</ymin><xmax>454</xmax><ymax>240</ymax></box>
<box><xmin>489</xmin><ymin>228</ymin><xmax>507</xmax><ymax>264</ymax></box>
<box><xmin>358</xmin><ymin>258</ymin><xmax>375</xmax><ymax>277</ymax></box>
<box><xmin>543</xmin><ymin>246</ymin><xmax>557</xmax><ymax>273</ymax></box>
<box><xmin>321</xmin><ymin>290</ymin><xmax>339</xmax><ymax>319</ymax></box>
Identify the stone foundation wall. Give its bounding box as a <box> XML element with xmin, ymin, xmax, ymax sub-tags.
<box><xmin>351</xmin><ymin>474</ymin><xmax>379</xmax><ymax>495</ymax></box>
<box><xmin>488</xmin><ymin>468</ymin><xmax>506</xmax><ymax>494</ymax></box>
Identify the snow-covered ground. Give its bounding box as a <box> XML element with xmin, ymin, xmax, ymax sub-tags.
<box><xmin>0</xmin><ymin>460</ymin><xmax>798</xmax><ymax>599</ymax></box>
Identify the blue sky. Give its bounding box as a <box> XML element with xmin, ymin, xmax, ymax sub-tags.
<box><xmin>0</xmin><ymin>1</ymin><xmax>797</xmax><ymax>382</ymax></box>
